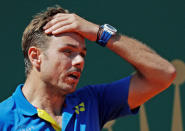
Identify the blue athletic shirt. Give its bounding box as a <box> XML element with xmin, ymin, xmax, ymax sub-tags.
<box><xmin>0</xmin><ymin>75</ymin><xmax>139</xmax><ymax>131</ymax></box>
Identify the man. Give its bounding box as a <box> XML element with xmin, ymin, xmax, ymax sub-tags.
<box><xmin>0</xmin><ymin>5</ymin><xmax>176</xmax><ymax>131</ymax></box>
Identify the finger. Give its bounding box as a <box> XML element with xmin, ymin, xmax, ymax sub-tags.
<box><xmin>43</xmin><ymin>16</ymin><xmax>69</xmax><ymax>30</ymax></box>
<box><xmin>52</xmin><ymin>23</ymin><xmax>76</xmax><ymax>35</ymax></box>
<box><xmin>53</xmin><ymin>13</ymin><xmax>69</xmax><ymax>19</ymax></box>
<box><xmin>45</xmin><ymin>21</ymin><xmax>72</xmax><ymax>34</ymax></box>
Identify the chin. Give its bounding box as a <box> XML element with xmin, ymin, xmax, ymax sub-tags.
<box><xmin>58</xmin><ymin>83</ymin><xmax>77</xmax><ymax>95</ymax></box>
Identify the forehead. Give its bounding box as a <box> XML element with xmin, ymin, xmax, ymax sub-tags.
<box><xmin>48</xmin><ymin>33</ymin><xmax>86</xmax><ymax>50</ymax></box>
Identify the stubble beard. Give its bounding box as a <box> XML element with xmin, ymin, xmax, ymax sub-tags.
<box><xmin>56</xmin><ymin>77</ymin><xmax>78</xmax><ymax>95</ymax></box>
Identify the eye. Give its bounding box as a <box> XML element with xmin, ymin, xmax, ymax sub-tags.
<box><xmin>63</xmin><ymin>49</ymin><xmax>72</xmax><ymax>54</ymax></box>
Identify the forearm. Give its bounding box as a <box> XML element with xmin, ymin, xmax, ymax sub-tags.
<box><xmin>107</xmin><ymin>34</ymin><xmax>176</xmax><ymax>85</ymax></box>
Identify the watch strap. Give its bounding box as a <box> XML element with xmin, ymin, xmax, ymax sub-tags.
<box><xmin>96</xmin><ymin>24</ymin><xmax>116</xmax><ymax>47</ymax></box>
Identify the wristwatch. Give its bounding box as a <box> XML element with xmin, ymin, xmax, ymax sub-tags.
<box><xmin>96</xmin><ymin>24</ymin><xmax>117</xmax><ymax>47</ymax></box>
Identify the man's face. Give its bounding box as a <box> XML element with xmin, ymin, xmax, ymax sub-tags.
<box><xmin>40</xmin><ymin>33</ymin><xmax>86</xmax><ymax>94</ymax></box>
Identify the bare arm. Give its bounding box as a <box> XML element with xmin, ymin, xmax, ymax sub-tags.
<box><xmin>106</xmin><ymin>34</ymin><xmax>176</xmax><ymax>109</ymax></box>
<box><xmin>43</xmin><ymin>13</ymin><xmax>176</xmax><ymax>109</ymax></box>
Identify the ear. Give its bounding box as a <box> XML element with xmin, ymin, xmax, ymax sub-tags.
<box><xmin>28</xmin><ymin>46</ymin><xmax>42</xmax><ymax>69</ymax></box>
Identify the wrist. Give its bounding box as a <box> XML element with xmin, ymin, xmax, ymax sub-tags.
<box><xmin>90</xmin><ymin>23</ymin><xmax>99</xmax><ymax>42</ymax></box>
<box><xmin>80</xmin><ymin>22</ymin><xmax>99</xmax><ymax>42</ymax></box>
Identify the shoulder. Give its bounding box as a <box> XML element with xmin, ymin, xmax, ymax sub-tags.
<box><xmin>76</xmin><ymin>75</ymin><xmax>132</xmax><ymax>97</ymax></box>
<box><xmin>74</xmin><ymin>84</ymin><xmax>101</xmax><ymax>99</ymax></box>
<box><xmin>0</xmin><ymin>97</ymin><xmax>16</xmax><ymax>126</ymax></box>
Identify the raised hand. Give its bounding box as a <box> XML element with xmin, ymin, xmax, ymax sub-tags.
<box><xmin>43</xmin><ymin>13</ymin><xmax>99</xmax><ymax>41</ymax></box>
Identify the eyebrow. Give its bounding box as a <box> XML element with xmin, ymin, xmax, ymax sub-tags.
<box><xmin>62</xmin><ymin>43</ymin><xmax>87</xmax><ymax>51</ymax></box>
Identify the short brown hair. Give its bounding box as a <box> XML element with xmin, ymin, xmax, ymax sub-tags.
<box><xmin>22</xmin><ymin>5</ymin><xmax>68</xmax><ymax>76</ymax></box>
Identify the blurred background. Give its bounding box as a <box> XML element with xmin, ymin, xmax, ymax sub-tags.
<box><xmin>0</xmin><ymin>0</ymin><xmax>184</xmax><ymax>130</ymax></box>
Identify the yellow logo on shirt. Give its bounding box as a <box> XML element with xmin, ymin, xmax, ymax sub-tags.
<box><xmin>75</xmin><ymin>102</ymin><xmax>85</xmax><ymax>114</ymax></box>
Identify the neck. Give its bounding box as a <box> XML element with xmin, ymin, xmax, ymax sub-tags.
<box><xmin>22</xmin><ymin>72</ymin><xmax>65</xmax><ymax>116</ymax></box>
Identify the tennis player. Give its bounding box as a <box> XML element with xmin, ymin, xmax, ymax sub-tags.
<box><xmin>0</xmin><ymin>5</ymin><xmax>176</xmax><ymax>131</ymax></box>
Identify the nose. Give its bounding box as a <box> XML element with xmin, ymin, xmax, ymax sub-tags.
<box><xmin>72</xmin><ymin>54</ymin><xmax>85</xmax><ymax>69</ymax></box>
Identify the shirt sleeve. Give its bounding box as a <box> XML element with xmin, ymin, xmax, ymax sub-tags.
<box><xmin>85</xmin><ymin>75</ymin><xmax>139</xmax><ymax>126</ymax></box>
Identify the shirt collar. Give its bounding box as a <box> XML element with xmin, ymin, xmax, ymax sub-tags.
<box><xmin>12</xmin><ymin>84</ymin><xmax>82</xmax><ymax>116</ymax></box>
<box><xmin>12</xmin><ymin>84</ymin><xmax>37</xmax><ymax>116</ymax></box>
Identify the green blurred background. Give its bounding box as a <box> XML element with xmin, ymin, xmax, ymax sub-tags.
<box><xmin>0</xmin><ymin>0</ymin><xmax>184</xmax><ymax>131</ymax></box>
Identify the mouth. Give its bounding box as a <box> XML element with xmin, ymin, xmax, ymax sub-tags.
<box><xmin>68</xmin><ymin>74</ymin><xmax>79</xmax><ymax>79</ymax></box>
<box><xmin>67</xmin><ymin>71</ymin><xmax>81</xmax><ymax>80</ymax></box>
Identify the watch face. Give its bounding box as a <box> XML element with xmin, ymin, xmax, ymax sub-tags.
<box><xmin>104</xmin><ymin>24</ymin><xmax>117</xmax><ymax>32</ymax></box>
